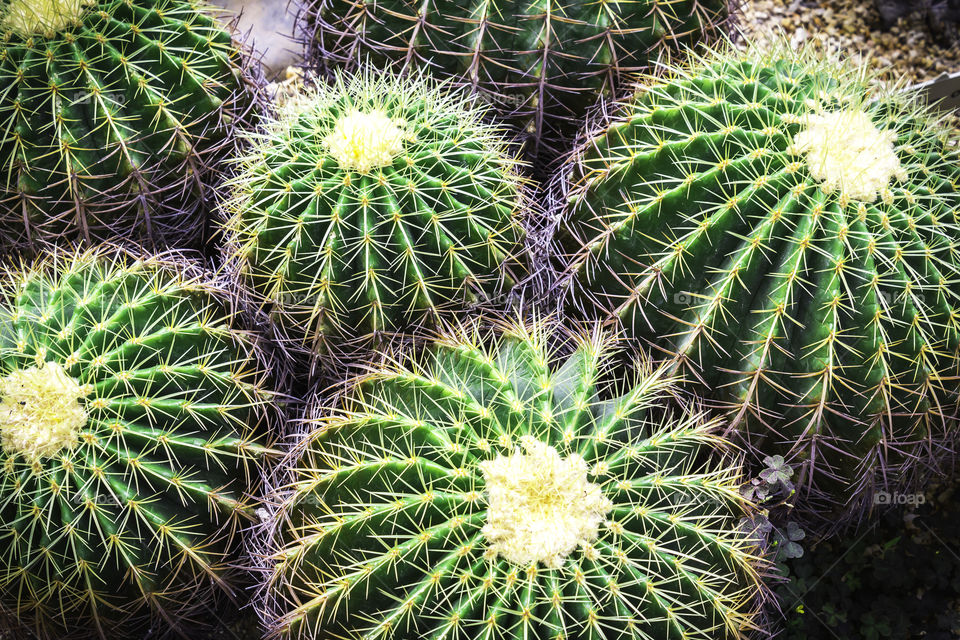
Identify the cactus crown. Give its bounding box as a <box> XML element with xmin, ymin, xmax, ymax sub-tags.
<box><xmin>0</xmin><ymin>361</ymin><xmax>89</xmax><ymax>461</ymax></box>
<box><xmin>789</xmin><ymin>108</ymin><xmax>906</xmax><ymax>202</ymax></box>
<box><xmin>324</xmin><ymin>108</ymin><xmax>410</xmax><ymax>172</ymax></box>
<box><xmin>480</xmin><ymin>434</ymin><xmax>614</xmax><ymax>568</ymax></box>
<box><xmin>264</xmin><ymin>319</ymin><xmax>766</xmax><ymax>639</ymax></box>
<box><xmin>0</xmin><ymin>0</ymin><xmax>93</xmax><ymax>37</ymax></box>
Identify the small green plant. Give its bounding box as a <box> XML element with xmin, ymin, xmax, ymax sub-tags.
<box><xmin>263</xmin><ymin>318</ymin><xmax>767</xmax><ymax>639</ymax></box>
<box><xmin>296</xmin><ymin>0</ymin><xmax>733</xmax><ymax>164</ymax></box>
<box><xmin>223</xmin><ymin>71</ymin><xmax>528</xmax><ymax>357</ymax></box>
<box><xmin>558</xmin><ymin>41</ymin><xmax>960</xmax><ymax>512</ymax></box>
<box><xmin>0</xmin><ymin>0</ymin><xmax>259</xmax><ymax>249</ymax></box>
<box><xmin>0</xmin><ymin>248</ymin><xmax>276</xmax><ymax>640</ymax></box>
<box><xmin>776</xmin><ymin>482</ymin><xmax>960</xmax><ymax>640</ymax></box>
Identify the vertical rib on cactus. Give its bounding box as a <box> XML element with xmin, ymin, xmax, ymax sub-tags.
<box><xmin>0</xmin><ymin>0</ymin><xmax>260</xmax><ymax>251</ymax></box>
<box><xmin>263</xmin><ymin>318</ymin><xmax>767</xmax><ymax>640</ymax></box>
<box><xmin>557</xmin><ymin>41</ymin><xmax>960</xmax><ymax>515</ymax></box>
<box><xmin>0</xmin><ymin>248</ymin><xmax>276</xmax><ymax>640</ymax></box>
<box><xmin>222</xmin><ymin>70</ymin><xmax>528</xmax><ymax>360</ymax></box>
<box><xmin>296</xmin><ymin>0</ymin><xmax>735</xmax><ymax>166</ymax></box>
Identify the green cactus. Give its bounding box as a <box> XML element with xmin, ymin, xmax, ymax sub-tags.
<box><xmin>558</xmin><ymin>42</ymin><xmax>960</xmax><ymax>509</ymax></box>
<box><xmin>222</xmin><ymin>71</ymin><xmax>528</xmax><ymax>356</ymax></box>
<box><xmin>295</xmin><ymin>0</ymin><xmax>732</xmax><ymax>164</ymax></box>
<box><xmin>0</xmin><ymin>0</ymin><xmax>258</xmax><ymax>250</ymax></box>
<box><xmin>0</xmin><ymin>248</ymin><xmax>276</xmax><ymax>640</ymax></box>
<box><xmin>264</xmin><ymin>319</ymin><xmax>766</xmax><ymax>640</ymax></box>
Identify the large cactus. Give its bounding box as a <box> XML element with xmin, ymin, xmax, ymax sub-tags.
<box><xmin>0</xmin><ymin>249</ymin><xmax>276</xmax><ymax>640</ymax></box>
<box><xmin>558</xmin><ymin>42</ymin><xmax>960</xmax><ymax>510</ymax></box>
<box><xmin>0</xmin><ymin>0</ymin><xmax>259</xmax><ymax>250</ymax></box>
<box><xmin>263</xmin><ymin>319</ymin><xmax>766</xmax><ymax>640</ymax></box>
<box><xmin>222</xmin><ymin>71</ymin><xmax>528</xmax><ymax>357</ymax></box>
<box><xmin>296</xmin><ymin>0</ymin><xmax>733</xmax><ymax>164</ymax></box>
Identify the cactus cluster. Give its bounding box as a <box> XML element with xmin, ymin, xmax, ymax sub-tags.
<box><xmin>295</xmin><ymin>0</ymin><xmax>733</xmax><ymax>164</ymax></box>
<box><xmin>223</xmin><ymin>71</ymin><xmax>528</xmax><ymax>356</ymax></box>
<box><xmin>0</xmin><ymin>249</ymin><xmax>275</xmax><ymax>640</ymax></box>
<box><xmin>0</xmin><ymin>0</ymin><xmax>258</xmax><ymax>250</ymax></box>
<box><xmin>0</xmin><ymin>0</ymin><xmax>954</xmax><ymax>635</ymax></box>
<box><xmin>264</xmin><ymin>319</ymin><xmax>766</xmax><ymax>640</ymax></box>
<box><xmin>558</xmin><ymin>43</ymin><xmax>960</xmax><ymax>507</ymax></box>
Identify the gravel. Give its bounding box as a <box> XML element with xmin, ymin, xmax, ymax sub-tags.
<box><xmin>738</xmin><ymin>0</ymin><xmax>960</xmax><ymax>85</ymax></box>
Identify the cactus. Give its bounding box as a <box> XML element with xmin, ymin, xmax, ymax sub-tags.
<box><xmin>222</xmin><ymin>71</ymin><xmax>528</xmax><ymax>356</ymax></box>
<box><xmin>0</xmin><ymin>0</ymin><xmax>259</xmax><ymax>250</ymax></box>
<box><xmin>558</xmin><ymin>42</ymin><xmax>960</xmax><ymax>510</ymax></box>
<box><xmin>0</xmin><ymin>248</ymin><xmax>276</xmax><ymax>640</ymax></box>
<box><xmin>263</xmin><ymin>319</ymin><xmax>766</xmax><ymax>640</ymax></box>
<box><xmin>296</xmin><ymin>0</ymin><xmax>733</xmax><ymax>165</ymax></box>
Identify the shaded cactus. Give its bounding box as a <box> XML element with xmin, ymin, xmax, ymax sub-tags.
<box><xmin>0</xmin><ymin>248</ymin><xmax>276</xmax><ymax>640</ymax></box>
<box><xmin>222</xmin><ymin>71</ymin><xmax>528</xmax><ymax>357</ymax></box>
<box><xmin>296</xmin><ymin>0</ymin><xmax>734</xmax><ymax>165</ymax></box>
<box><xmin>263</xmin><ymin>319</ymin><xmax>766</xmax><ymax>640</ymax></box>
<box><xmin>0</xmin><ymin>0</ymin><xmax>260</xmax><ymax>250</ymax></box>
<box><xmin>558</xmin><ymin>42</ymin><xmax>960</xmax><ymax>511</ymax></box>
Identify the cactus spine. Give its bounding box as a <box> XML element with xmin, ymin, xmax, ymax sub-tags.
<box><xmin>0</xmin><ymin>248</ymin><xmax>275</xmax><ymax>640</ymax></box>
<box><xmin>223</xmin><ymin>71</ymin><xmax>528</xmax><ymax>356</ymax></box>
<box><xmin>264</xmin><ymin>319</ymin><xmax>766</xmax><ymax>639</ymax></box>
<box><xmin>296</xmin><ymin>0</ymin><xmax>733</xmax><ymax>164</ymax></box>
<box><xmin>558</xmin><ymin>42</ymin><xmax>960</xmax><ymax>510</ymax></box>
<box><xmin>0</xmin><ymin>0</ymin><xmax>259</xmax><ymax>250</ymax></box>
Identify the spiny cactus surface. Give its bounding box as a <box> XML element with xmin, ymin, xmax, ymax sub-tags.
<box><xmin>0</xmin><ymin>0</ymin><xmax>257</xmax><ymax>250</ymax></box>
<box><xmin>559</xmin><ymin>43</ymin><xmax>960</xmax><ymax>509</ymax></box>
<box><xmin>297</xmin><ymin>0</ymin><xmax>733</xmax><ymax>164</ymax></box>
<box><xmin>223</xmin><ymin>71</ymin><xmax>527</xmax><ymax>356</ymax></box>
<box><xmin>264</xmin><ymin>320</ymin><xmax>765</xmax><ymax>640</ymax></box>
<box><xmin>0</xmin><ymin>249</ymin><xmax>275</xmax><ymax>640</ymax></box>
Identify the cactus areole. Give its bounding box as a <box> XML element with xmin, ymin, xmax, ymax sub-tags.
<box><xmin>265</xmin><ymin>321</ymin><xmax>765</xmax><ymax>639</ymax></box>
<box><xmin>559</xmin><ymin>44</ymin><xmax>960</xmax><ymax>510</ymax></box>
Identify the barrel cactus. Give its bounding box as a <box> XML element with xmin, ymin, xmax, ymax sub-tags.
<box><xmin>296</xmin><ymin>0</ymin><xmax>733</xmax><ymax>164</ymax></box>
<box><xmin>263</xmin><ymin>319</ymin><xmax>766</xmax><ymax>639</ymax></box>
<box><xmin>0</xmin><ymin>0</ymin><xmax>258</xmax><ymax>250</ymax></box>
<box><xmin>222</xmin><ymin>71</ymin><xmax>528</xmax><ymax>356</ymax></box>
<box><xmin>0</xmin><ymin>249</ymin><xmax>275</xmax><ymax>640</ymax></box>
<box><xmin>558</xmin><ymin>42</ymin><xmax>960</xmax><ymax>509</ymax></box>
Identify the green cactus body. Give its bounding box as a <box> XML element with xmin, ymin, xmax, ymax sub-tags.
<box><xmin>265</xmin><ymin>320</ymin><xmax>765</xmax><ymax>639</ymax></box>
<box><xmin>0</xmin><ymin>0</ymin><xmax>256</xmax><ymax>249</ymax></box>
<box><xmin>0</xmin><ymin>249</ymin><xmax>275</xmax><ymax>640</ymax></box>
<box><xmin>223</xmin><ymin>72</ymin><xmax>528</xmax><ymax>354</ymax></box>
<box><xmin>297</xmin><ymin>0</ymin><xmax>731</xmax><ymax>164</ymax></box>
<box><xmin>559</xmin><ymin>44</ymin><xmax>960</xmax><ymax>507</ymax></box>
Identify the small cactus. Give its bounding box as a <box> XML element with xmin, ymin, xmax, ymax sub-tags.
<box><xmin>263</xmin><ymin>319</ymin><xmax>766</xmax><ymax>640</ymax></box>
<box><xmin>0</xmin><ymin>248</ymin><xmax>276</xmax><ymax>640</ymax></box>
<box><xmin>296</xmin><ymin>0</ymin><xmax>734</xmax><ymax>165</ymax></box>
<box><xmin>557</xmin><ymin>41</ymin><xmax>960</xmax><ymax>511</ymax></box>
<box><xmin>222</xmin><ymin>71</ymin><xmax>528</xmax><ymax>357</ymax></box>
<box><xmin>0</xmin><ymin>0</ymin><xmax>260</xmax><ymax>250</ymax></box>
